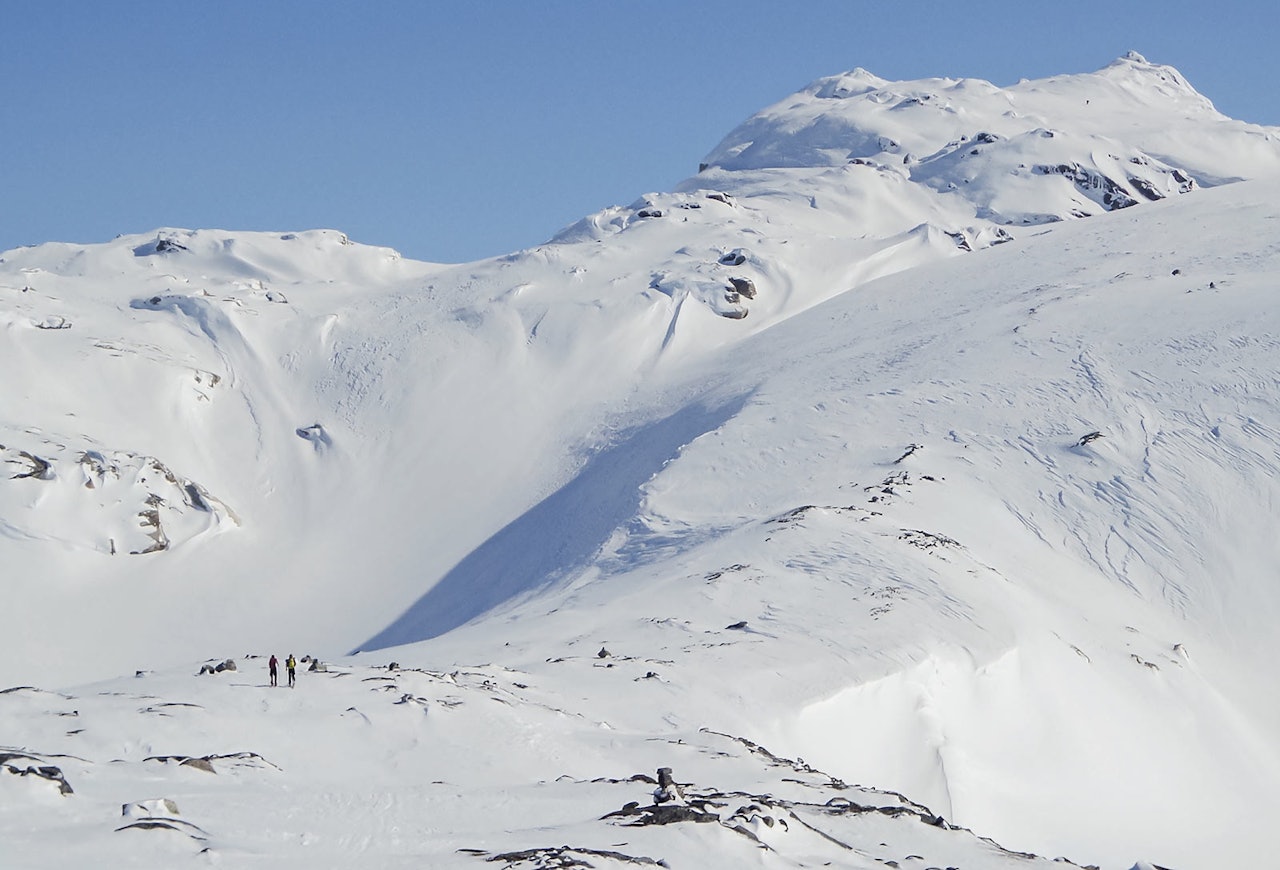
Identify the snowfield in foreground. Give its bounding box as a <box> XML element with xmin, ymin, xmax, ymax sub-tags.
<box><xmin>1</xmin><ymin>660</ymin><xmax>1117</xmax><ymax>870</ymax></box>
<box><xmin>4</xmin><ymin>54</ymin><xmax>1280</xmax><ymax>869</ymax></box>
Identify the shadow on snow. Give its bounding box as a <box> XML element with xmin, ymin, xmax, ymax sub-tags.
<box><xmin>354</xmin><ymin>393</ymin><xmax>751</xmax><ymax>653</ymax></box>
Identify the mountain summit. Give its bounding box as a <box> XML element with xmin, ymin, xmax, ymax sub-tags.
<box><xmin>697</xmin><ymin>51</ymin><xmax>1275</xmax><ymax>221</ymax></box>
<box><xmin>3</xmin><ymin>56</ymin><xmax>1280</xmax><ymax>869</ymax></box>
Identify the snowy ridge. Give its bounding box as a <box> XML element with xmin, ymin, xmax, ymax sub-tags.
<box><xmin>701</xmin><ymin>51</ymin><xmax>1278</xmax><ymax>178</ymax></box>
<box><xmin>4</xmin><ymin>55</ymin><xmax>1280</xmax><ymax>869</ymax></box>
<box><xmin>697</xmin><ymin>51</ymin><xmax>1278</xmax><ymax>229</ymax></box>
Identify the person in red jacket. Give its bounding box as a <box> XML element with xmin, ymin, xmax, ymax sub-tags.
<box><xmin>268</xmin><ymin>654</ymin><xmax>279</xmax><ymax>687</ymax></box>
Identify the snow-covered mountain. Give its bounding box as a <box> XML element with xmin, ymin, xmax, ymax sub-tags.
<box><xmin>4</xmin><ymin>54</ymin><xmax>1280</xmax><ymax>869</ymax></box>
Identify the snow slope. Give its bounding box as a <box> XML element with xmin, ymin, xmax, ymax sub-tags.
<box><xmin>4</xmin><ymin>55</ymin><xmax>1280</xmax><ymax>869</ymax></box>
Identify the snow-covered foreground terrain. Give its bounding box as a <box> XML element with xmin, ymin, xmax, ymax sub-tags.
<box><xmin>4</xmin><ymin>54</ymin><xmax>1280</xmax><ymax>868</ymax></box>
<box><xmin>1</xmin><ymin>659</ymin><xmax>1131</xmax><ymax>869</ymax></box>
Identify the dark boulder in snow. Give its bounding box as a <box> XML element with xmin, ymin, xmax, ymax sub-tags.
<box><xmin>122</xmin><ymin>798</ymin><xmax>180</xmax><ymax>818</ymax></box>
<box><xmin>602</xmin><ymin>769</ymin><xmax>727</xmax><ymax>828</ymax></box>
<box><xmin>632</xmin><ymin>804</ymin><xmax>716</xmax><ymax>825</ymax></box>
<box><xmin>893</xmin><ymin>443</ymin><xmax>923</xmax><ymax>464</ymax></box>
<box><xmin>197</xmin><ymin>658</ymin><xmax>237</xmax><ymax>675</ymax></box>
<box><xmin>727</xmin><ymin>277</ymin><xmax>757</xmax><ymax>299</ymax></box>
<box><xmin>145</xmin><ymin>752</ymin><xmax>278</xmax><ymax>775</ymax></box>
<box><xmin>147</xmin><ymin>756</ymin><xmax>214</xmax><ymax>774</ymax></box>
<box><xmin>133</xmin><ymin>494</ymin><xmax>169</xmax><ymax>555</ymax></box>
<box><xmin>1128</xmin><ymin>176</ymin><xmax>1164</xmax><ymax>201</ymax></box>
<box><xmin>115</xmin><ymin>816</ymin><xmax>209</xmax><ymax>842</ymax></box>
<box><xmin>296</xmin><ymin>423</ymin><xmax>332</xmax><ymax>450</ymax></box>
<box><xmin>6</xmin><ymin>450</ymin><xmax>53</xmax><ymax>480</ymax></box>
<box><xmin>0</xmin><ymin>752</ymin><xmax>73</xmax><ymax>795</ymax></box>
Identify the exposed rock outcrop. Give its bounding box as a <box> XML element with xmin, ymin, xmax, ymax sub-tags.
<box><xmin>0</xmin><ymin>442</ymin><xmax>237</xmax><ymax>556</ymax></box>
<box><xmin>0</xmin><ymin>751</ymin><xmax>73</xmax><ymax>795</ymax></box>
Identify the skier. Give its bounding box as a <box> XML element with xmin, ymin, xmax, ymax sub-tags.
<box><xmin>268</xmin><ymin>654</ymin><xmax>279</xmax><ymax>687</ymax></box>
<box><xmin>286</xmin><ymin>654</ymin><xmax>297</xmax><ymax>688</ymax></box>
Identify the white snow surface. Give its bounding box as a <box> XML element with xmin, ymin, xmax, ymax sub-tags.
<box><xmin>4</xmin><ymin>56</ymin><xmax>1280</xmax><ymax>869</ymax></box>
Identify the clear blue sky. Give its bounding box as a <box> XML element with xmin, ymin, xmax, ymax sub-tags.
<box><xmin>4</xmin><ymin>2</ymin><xmax>1276</xmax><ymax>263</ymax></box>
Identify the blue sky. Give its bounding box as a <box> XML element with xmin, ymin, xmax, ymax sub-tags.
<box><xmin>4</xmin><ymin>2</ymin><xmax>1276</xmax><ymax>263</ymax></box>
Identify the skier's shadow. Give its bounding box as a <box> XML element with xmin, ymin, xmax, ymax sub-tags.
<box><xmin>355</xmin><ymin>393</ymin><xmax>750</xmax><ymax>652</ymax></box>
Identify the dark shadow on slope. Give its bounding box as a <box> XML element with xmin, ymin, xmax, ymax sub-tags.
<box><xmin>355</xmin><ymin>394</ymin><xmax>751</xmax><ymax>653</ymax></box>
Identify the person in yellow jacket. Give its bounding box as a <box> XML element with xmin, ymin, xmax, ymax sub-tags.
<box><xmin>286</xmin><ymin>654</ymin><xmax>297</xmax><ymax>688</ymax></box>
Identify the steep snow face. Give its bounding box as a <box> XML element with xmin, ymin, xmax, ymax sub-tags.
<box><xmin>698</xmin><ymin>52</ymin><xmax>1280</xmax><ymax>224</ymax></box>
<box><xmin>377</xmin><ymin>176</ymin><xmax>1280</xmax><ymax>870</ymax></box>
<box><xmin>609</xmin><ymin>178</ymin><xmax>1280</xmax><ymax>868</ymax></box>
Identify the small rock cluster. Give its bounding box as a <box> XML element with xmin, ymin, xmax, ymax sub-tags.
<box><xmin>197</xmin><ymin>659</ymin><xmax>237</xmax><ymax>675</ymax></box>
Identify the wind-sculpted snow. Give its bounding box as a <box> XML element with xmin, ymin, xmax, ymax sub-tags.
<box><xmin>4</xmin><ymin>55</ymin><xmax>1280</xmax><ymax>869</ymax></box>
<box><xmin>358</xmin><ymin>395</ymin><xmax>750</xmax><ymax>651</ymax></box>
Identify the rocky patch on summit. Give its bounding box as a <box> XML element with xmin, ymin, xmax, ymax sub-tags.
<box><xmin>133</xmin><ymin>234</ymin><xmax>191</xmax><ymax>256</ymax></box>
